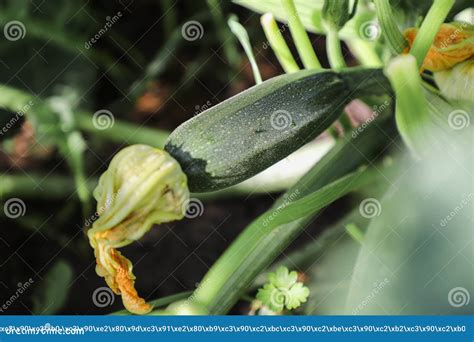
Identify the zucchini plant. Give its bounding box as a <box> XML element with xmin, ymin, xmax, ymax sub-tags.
<box><xmin>0</xmin><ymin>0</ymin><xmax>472</xmax><ymax>316</ymax></box>
<box><xmin>80</xmin><ymin>0</ymin><xmax>472</xmax><ymax>314</ymax></box>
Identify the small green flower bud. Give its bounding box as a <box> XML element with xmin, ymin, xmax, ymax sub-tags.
<box><xmin>322</xmin><ymin>0</ymin><xmax>354</xmax><ymax>31</ymax></box>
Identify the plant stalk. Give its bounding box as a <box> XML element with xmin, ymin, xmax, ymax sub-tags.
<box><xmin>281</xmin><ymin>0</ymin><xmax>322</xmax><ymax>69</ymax></box>
<box><xmin>345</xmin><ymin>223</ymin><xmax>364</xmax><ymax>244</ymax></box>
<box><xmin>261</xmin><ymin>13</ymin><xmax>300</xmax><ymax>73</ymax></box>
<box><xmin>373</xmin><ymin>0</ymin><xmax>407</xmax><ymax>53</ymax></box>
<box><xmin>75</xmin><ymin>112</ymin><xmax>169</xmax><ymax>148</ymax></box>
<box><xmin>385</xmin><ymin>55</ymin><xmax>431</xmax><ymax>156</ymax></box>
<box><xmin>326</xmin><ymin>28</ymin><xmax>346</xmax><ymax>70</ymax></box>
<box><xmin>409</xmin><ymin>0</ymin><xmax>455</xmax><ymax>69</ymax></box>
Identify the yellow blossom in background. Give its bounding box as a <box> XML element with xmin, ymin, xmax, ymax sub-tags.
<box><xmin>404</xmin><ymin>22</ymin><xmax>474</xmax><ymax>72</ymax></box>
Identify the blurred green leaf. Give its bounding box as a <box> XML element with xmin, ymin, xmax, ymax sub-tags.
<box><xmin>32</xmin><ymin>260</ymin><xmax>74</xmax><ymax>315</ymax></box>
<box><xmin>345</xmin><ymin>130</ymin><xmax>474</xmax><ymax>314</ymax></box>
<box><xmin>0</xmin><ymin>108</ymin><xmax>25</xmax><ymax>141</ymax></box>
<box><xmin>228</xmin><ymin>15</ymin><xmax>262</xmax><ymax>84</ymax></box>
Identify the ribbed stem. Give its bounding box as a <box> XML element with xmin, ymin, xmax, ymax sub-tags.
<box><xmin>374</xmin><ymin>0</ymin><xmax>407</xmax><ymax>53</ymax></box>
<box><xmin>326</xmin><ymin>28</ymin><xmax>346</xmax><ymax>70</ymax></box>
<box><xmin>281</xmin><ymin>0</ymin><xmax>321</xmax><ymax>69</ymax></box>
<box><xmin>410</xmin><ymin>0</ymin><xmax>455</xmax><ymax>69</ymax></box>
<box><xmin>261</xmin><ymin>13</ymin><xmax>300</xmax><ymax>73</ymax></box>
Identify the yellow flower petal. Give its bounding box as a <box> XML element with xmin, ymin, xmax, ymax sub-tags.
<box><xmin>404</xmin><ymin>23</ymin><xmax>474</xmax><ymax>72</ymax></box>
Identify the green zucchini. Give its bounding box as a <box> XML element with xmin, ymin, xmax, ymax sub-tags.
<box><xmin>165</xmin><ymin>68</ymin><xmax>391</xmax><ymax>192</ymax></box>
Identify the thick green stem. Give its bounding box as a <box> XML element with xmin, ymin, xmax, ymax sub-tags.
<box><xmin>409</xmin><ymin>0</ymin><xmax>455</xmax><ymax>69</ymax></box>
<box><xmin>326</xmin><ymin>27</ymin><xmax>353</xmax><ymax>133</ymax></box>
<box><xmin>0</xmin><ymin>174</ymin><xmax>93</xmax><ymax>200</ymax></box>
<box><xmin>373</xmin><ymin>0</ymin><xmax>407</xmax><ymax>53</ymax></box>
<box><xmin>261</xmin><ymin>13</ymin><xmax>300</xmax><ymax>73</ymax></box>
<box><xmin>326</xmin><ymin>28</ymin><xmax>346</xmax><ymax>70</ymax></box>
<box><xmin>281</xmin><ymin>0</ymin><xmax>322</xmax><ymax>69</ymax></box>
<box><xmin>346</xmin><ymin>39</ymin><xmax>383</xmax><ymax>67</ymax></box>
<box><xmin>385</xmin><ymin>55</ymin><xmax>431</xmax><ymax>156</ymax></box>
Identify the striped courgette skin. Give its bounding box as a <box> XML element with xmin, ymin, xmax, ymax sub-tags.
<box><xmin>165</xmin><ymin>68</ymin><xmax>391</xmax><ymax>192</ymax></box>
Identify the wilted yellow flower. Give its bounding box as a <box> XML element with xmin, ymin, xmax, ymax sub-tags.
<box><xmin>87</xmin><ymin>145</ymin><xmax>189</xmax><ymax>314</ymax></box>
<box><xmin>404</xmin><ymin>22</ymin><xmax>474</xmax><ymax>72</ymax></box>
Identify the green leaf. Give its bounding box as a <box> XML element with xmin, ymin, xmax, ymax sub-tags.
<box><xmin>269</xmin><ymin>267</ymin><xmax>298</xmax><ymax>288</ymax></box>
<box><xmin>0</xmin><ymin>108</ymin><xmax>25</xmax><ymax>141</ymax></box>
<box><xmin>257</xmin><ymin>284</ymin><xmax>284</xmax><ymax>312</ymax></box>
<box><xmin>345</xmin><ymin>130</ymin><xmax>474</xmax><ymax>314</ymax></box>
<box><xmin>32</xmin><ymin>260</ymin><xmax>73</xmax><ymax>315</ymax></box>
<box><xmin>256</xmin><ymin>266</ymin><xmax>309</xmax><ymax>312</ymax></box>
<box><xmin>434</xmin><ymin>60</ymin><xmax>474</xmax><ymax>103</ymax></box>
<box><xmin>386</xmin><ymin>55</ymin><xmax>472</xmax><ymax>158</ymax></box>
<box><xmin>286</xmin><ymin>282</ymin><xmax>310</xmax><ymax>310</ymax></box>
